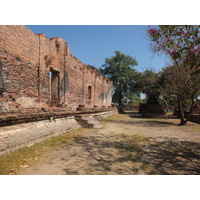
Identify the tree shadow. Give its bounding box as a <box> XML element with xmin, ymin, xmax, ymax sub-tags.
<box><xmin>138</xmin><ymin>138</ymin><xmax>200</xmax><ymax>174</ymax></box>
<box><xmin>103</xmin><ymin>111</ymin><xmax>179</xmax><ymax>127</ymax></box>
<box><xmin>105</xmin><ymin>118</ymin><xmax>177</xmax><ymax>127</ymax></box>
<box><xmin>63</xmin><ymin>134</ymin><xmax>200</xmax><ymax>175</ymax></box>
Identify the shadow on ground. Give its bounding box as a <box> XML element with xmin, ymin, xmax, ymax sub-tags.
<box><xmin>105</xmin><ymin>112</ymin><xmax>178</xmax><ymax>127</ymax></box>
<box><xmin>63</xmin><ymin>133</ymin><xmax>200</xmax><ymax>175</ymax></box>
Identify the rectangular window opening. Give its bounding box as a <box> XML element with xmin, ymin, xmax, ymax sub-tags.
<box><xmin>88</xmin><ymin>86</ymin><xmax>92</xmax><ymax>99</ymax></box>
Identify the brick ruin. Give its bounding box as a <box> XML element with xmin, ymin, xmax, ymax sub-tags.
<box><xmin>139</xmin><ymin>94</ymin><xmax>167</xmax><ymax>118</ymax></box>
<box><xmin>0</xmin><ymin>25</ymin><xmax>113</xmax><ymax>115</ymax></box>
<box><xmin>0</xmin><ymin>25</ymin><xmax>118</xmax><ymax>155</ymax></box>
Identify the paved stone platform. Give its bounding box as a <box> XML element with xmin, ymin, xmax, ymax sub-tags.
<box><xmin>0</xmin><ymin>109</ymin><xmax>118</xmax><ymax>156</ymax></box>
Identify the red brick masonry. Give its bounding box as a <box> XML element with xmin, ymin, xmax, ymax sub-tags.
<box><xmin>0</xmin><ymin>25</ymin><xmax>113</xmax><ymax>114</ymax></box>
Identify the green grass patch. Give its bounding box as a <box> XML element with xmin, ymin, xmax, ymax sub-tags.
<box><xmin>166</xmin><ymin>112</ymin><xmax>174</xmax><ymax>115</ymax></box>
<box><xmin>0</xmin><ymin>128</ymin><xmax>82</xmax><ymax>175</ymax></box>
<box><xmin>101</xmin><ymin>114</ymin><xmax>127</xmax><ymax>123</ymax></box>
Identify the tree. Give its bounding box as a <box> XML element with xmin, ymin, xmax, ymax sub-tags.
<box><xmin>148</xmin><ymin>25</ymin><xmax>200</xmax><ymax>71</ymax></box>
<box><xmin>100</xmin><ymin>51</ymin><xmax>139</xmax><ymax>106</ymax></box>
<box><xmin>147</xmin><ymin>25</ymin><xmax>200</xmax><ymax>125</ymax></box>
<box><xmin>127</xmin><ymin>93</ymin><xmax>144</xmax><ymax>106</ymax></box>
<box><xmin>137</xmin><ymin>69</ymin><xmax>172</xmax><ymax>113</ymax></box>
<box><xmin>161</xmin><ymin>64</ymin><xmax>200</xmax><ymax>124</ymax></box>
<box><xmin>138</xmin><ymin>69</ymin><xmax>161</xmax><ymax>98</ymax></box>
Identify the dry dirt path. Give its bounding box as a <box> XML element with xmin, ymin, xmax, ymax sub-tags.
<box><xmin>23</xmin><ymin>113</ymin><xmax>200</xmax><ymax>175</ymax></box>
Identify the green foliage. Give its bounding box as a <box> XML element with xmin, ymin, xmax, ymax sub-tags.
<box><xmin>147</xmin><ymin>25</ymin><xmax>200</xmax><ymax>125</ymax></box>
<box><xmin>100</xmin><ymin>51</ymin><xmax>139</xmax><ymax>105</ymax></box>
<box><xmin>127</xmin><ymin>93</ymin><xmax>145</xmax><ymax>105</ymax></box>
<box><xmin>148</xmin><ymin>25</ymin><xmax>200</xmax><ymax>72</ymax></box>
<box><xmin>137</xmin><ymin>69</ymin><xmax>162</xmax><ymax>98</ymax></box>
<box><xmin>161</xmin><ymin>65</ymin><xmax>200</xmax><ymax>110</ymax></box>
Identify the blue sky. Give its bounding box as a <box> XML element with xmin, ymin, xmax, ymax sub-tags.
<box><xmin>26</xmin><ymin>25</ymin><xmax>170</xmax><ymax>72</ymax></box>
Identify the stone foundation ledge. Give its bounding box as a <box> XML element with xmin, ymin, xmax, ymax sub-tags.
<box><xmin>0</xmin><ymin>107</ymin><xmax>117</xmax><ymax>127</ymax></box>
<box><xmin>0</xmin><ymin>109</ymin><xmax>118</xmax><ymax>156</ymax></box>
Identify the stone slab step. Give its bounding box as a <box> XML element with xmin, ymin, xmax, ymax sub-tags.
<box><xmin>75</xmin><ymin>115</ymin><xmax>103</xmax><ymax>129</ymax></box>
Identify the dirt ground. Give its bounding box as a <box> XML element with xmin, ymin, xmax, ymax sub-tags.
<box><xmin>23</xmin><ymin>112</ymin><xmax>200</xmax><ymax>175</ymax></box>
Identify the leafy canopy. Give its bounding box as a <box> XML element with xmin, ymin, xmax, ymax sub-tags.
<box><xmin>100</xmin><ymin>51</ymin><xmax>139</xmax><ymax>105</ymax></box>
<box><xmin>147</xmin><ymin>25</ymin><xmax>200</xmax><ymax>125</ymax></box>
<box><xmin>137</xmin><ymin>69</ymin><xmax>162</xmax><ymax>98</ymax></box>
<box><xmin>148</xmin><ymin>25</ymin><xmax>200</xmax><ymax>72</ymax></box>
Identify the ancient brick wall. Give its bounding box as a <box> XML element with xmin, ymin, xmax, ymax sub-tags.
<box><xmin>0</xmin><ymin>25</ymin><xmax>112</xmax><ymax>113</ymax></box>
<box><xmin>0</xmin><ymin>26</ymin><xmax>40</xmax><ymax>113</ymax></box>
<box><xmin>64</xmin><ymin>55</ymin><xmax>85</xmax><ymax>110</ymax></box>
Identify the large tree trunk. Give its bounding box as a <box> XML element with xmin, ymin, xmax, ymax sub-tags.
<box><xmin>117</xmin><ymin>93</ymin><xmax>125</xmax><ymax>113</ymax></box>
<box><xmin>162</xmin><ymin>98</ymin><xmax>169</xmax><ymax>112</ymax></box>
<box><xmin>118</xmin><ymin>91</ymin><xmax>124</xmax><ymax>106</ymax></box>
<box><xmin>179</xmin><ymin>116</ymin><xmax>187</xmax><ymax>126</ymax></box>
<box><xmin>118</xmin><ymin>96</ymin><xmax>122</xmax><ymax>106</ymax></box>
<box><xmin>177</xmin><ymin>95</ymin><xmax>195</xmax><ymax>126</ymax></box>
<box><xmin>185</xmin><ymin>96</ymin><xmax>195</xmax><ymax>123</ymax></box>
<box><xmin>177</xmin><ymin>97</ymin><xmax>187</xmax><ymax>126</ymax></box>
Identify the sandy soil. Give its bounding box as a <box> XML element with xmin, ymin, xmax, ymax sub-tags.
<box><xmin>23</xmin><ymin>113</ymin><xmax>200</xmax><ymax>175</ymax></box>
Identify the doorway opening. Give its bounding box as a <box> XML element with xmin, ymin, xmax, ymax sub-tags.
<box><xmin>50</xmin><ymin>68</ymin><xmax>60</xmax><ymax>107</ymax></box>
